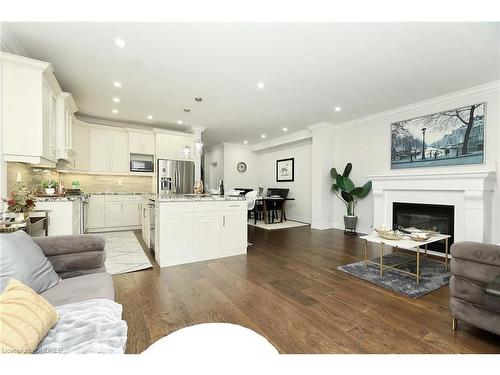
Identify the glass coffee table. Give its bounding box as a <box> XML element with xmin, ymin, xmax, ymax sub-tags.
<box><xmin>359</xmin><ymin>233</ymin><xmax>451</xmax><ymax>284</ymax></box>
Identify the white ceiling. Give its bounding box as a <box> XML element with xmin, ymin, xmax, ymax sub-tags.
<box><xmin>4</xmin><ymin>22</ymin><xmax>500</xmax><ymax>146</ymax></box>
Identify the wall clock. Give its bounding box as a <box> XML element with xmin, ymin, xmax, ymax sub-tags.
<box><xmin>237</xmin><ymin>162</ymin><xmax>247</xmax><ymax>173</ymax></box>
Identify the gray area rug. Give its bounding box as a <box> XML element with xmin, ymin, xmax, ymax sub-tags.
<box><xmin>338</xmin><ymin>253</ymin><xmax>450</xmax><ymax>298</ymax></box>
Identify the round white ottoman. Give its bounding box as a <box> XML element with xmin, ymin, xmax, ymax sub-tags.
<box><xmin>143</xmin><ymin>323</ymin><xmax>278</xmax><ymax>355</ymax></box>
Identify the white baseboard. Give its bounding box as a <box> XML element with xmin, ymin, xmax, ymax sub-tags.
<box><xmin>311</xmin><ymin>222</ymin><xmax>334</xmax><ymax>230</ymax></box>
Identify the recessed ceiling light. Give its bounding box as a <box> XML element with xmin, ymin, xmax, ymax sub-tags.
<box><xmin>282</xmin><ymin>127</ymin><xmax>288</xmax><ymax>132</ymax></box>
<box><xmin>147</xmin><ymin>115</ymin><xmax>153</xmax><ymax>120</ymax></box>
<box><xmin>243</xmin><ymin>140</ymin><xmax>248</xmax><ymax>144</ymax></box>
<box><xmin>113</xmin><ymin>81</ymin><xmax>122</xmax><ymax>88</ymax></box>
<box><xmin>112</xmin><ymin>109</ymin><xmax>118</xmax><ymax>114</ymax></box>
<box><xmin>257</xmin><ymin>82</ymin><xmax>265</xmax><ymax>90</ymax></box>
<box><xmin>115</xmin><ymin>38</ymin><xmax>126</xmax><ymax>48</ymax></box>
<box><xmin>177</xmin><ymin>120</ymin><xmax>183</xmax><ymax>125</ymax></box>
<box><xmin>334</xmin><ymin>106</ymin><xmax>342</xmax><ymax>112</ymax></box>
<box><xmin>261</xmin><ymin>134</ymin><xmax>266</xmax><ymax>139</ymax></box>
<box><xmin>113</xmin><ymin>97</ymin><xmax>120</xmax><ymax>103</ymax></box>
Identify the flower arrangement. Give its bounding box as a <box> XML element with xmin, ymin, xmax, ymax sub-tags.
<box><xmin>2</xmin><ymin>186</ymin><xmax>38</xmax><ymax>214</ymax></box>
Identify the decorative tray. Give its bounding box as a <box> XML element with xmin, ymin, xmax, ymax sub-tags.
<box><xmin>374</xmin><ymin>227</ymin><xmax>404</xmax><ymax>241</ymax></box>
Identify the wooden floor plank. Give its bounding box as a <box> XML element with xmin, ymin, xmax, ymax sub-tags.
<box><xmin>111</xmin><ymin>228</ymin><xmax>500</xmax><ymax>353</ymax></box>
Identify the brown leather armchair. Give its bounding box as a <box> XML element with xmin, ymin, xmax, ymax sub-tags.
<box><xmin>449</xmin><ymin>241</ymin><xmax>500</xmax><ymax>335</ymax></box>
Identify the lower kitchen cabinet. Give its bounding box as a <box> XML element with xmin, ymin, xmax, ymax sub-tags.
<box><xmin>155</xmin><ymin>200</ymin><xmax>247</xmax><ymax>267</ymax></box>
<box><xmin>87</xmin><ymin>194</ymin><xmax>142</xmax><ymax>232</ymax></box>
<box><xmin>32</xmin><ymin>200</ymin><xmax>81</xmax><ymax>236</ymax></box>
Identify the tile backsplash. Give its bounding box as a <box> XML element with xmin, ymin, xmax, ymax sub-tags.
<box><xmin>6</xmin><ymin>162</ymin><xmax>154</xmax><ymax>194</ymax></box>
<box><xmin>60</xmin><ymin>173</ymin><xmax>154</xmax><ymax>193</ymax></box>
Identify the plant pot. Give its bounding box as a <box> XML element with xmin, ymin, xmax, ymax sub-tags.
<box><xmin>45</xmin><ymin>188</ymin><xmax>55</xmax><ymax>195</ymax></box>
<box><xmin>344</xmin><ymin>215</ymin><xmax>358</xmax><ymax>234</ymax></box>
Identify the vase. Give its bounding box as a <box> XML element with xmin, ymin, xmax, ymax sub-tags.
<box><xmin>45</xmin><ymin>188</ymin><xmax>55</xmax><ymax>195</ymax></box>
<box><xmin>344</xmin><ymin>215</ymin><xmax>358</xmax><ymax>235</ymax></box>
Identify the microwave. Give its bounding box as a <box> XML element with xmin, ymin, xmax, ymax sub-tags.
<box><xmin>130</xmin><ymin>159</ymin><xmax>154</xmax><ymax>172</ymax></box>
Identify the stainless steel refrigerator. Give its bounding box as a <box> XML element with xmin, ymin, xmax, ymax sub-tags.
<box><xmin>157</xmin><ymin>159</ymin><xmax>195</xmax><ymax>194</ymax></box>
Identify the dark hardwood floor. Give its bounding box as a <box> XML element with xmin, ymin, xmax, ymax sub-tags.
<box><xmin>113</xmin><ymin>226</ymin><xmax>500</xmax><ymax>354</ymax></box>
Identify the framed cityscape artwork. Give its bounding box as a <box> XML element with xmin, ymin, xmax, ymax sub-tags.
<box><xmin>276</xmin><ymin>158</ymin><xmax>294</xmax><ymax>182</ymax></box>
<box><xmin>391</xmin><ymin>103</ymin><xmax>485</xmax><ymax>169</ymax></box>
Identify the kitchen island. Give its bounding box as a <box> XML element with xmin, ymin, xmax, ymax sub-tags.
<box><xmin>152</xmin><ymin>194</ymin><xmax>248</xmax><ymax>267</ymax></box>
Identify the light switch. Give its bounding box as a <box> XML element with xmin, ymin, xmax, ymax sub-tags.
<box><xmin>16</xmin><ymin>172</ymin><xmax>22</xmax><ymax>183</ymax></box>
<box><xmin>118</xmin><ymin>179</ymin><xmax>123</xmax><ymax>186</ymax></box>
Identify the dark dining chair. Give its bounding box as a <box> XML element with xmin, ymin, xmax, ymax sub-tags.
<box><xmin>267</xmin><ymin>188</ymin><xmax>290</xmax><ymax>222</ymax></box>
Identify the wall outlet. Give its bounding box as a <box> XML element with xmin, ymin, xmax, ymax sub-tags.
<box><xmin>118</xmin><ymin>179</ymin><xmax>123</xmax><ymax>186</ymax></box>
<box><xmin>16</xmin><ymin>172</ymin><xmax>22</xmax><ymax>183</ymax></box>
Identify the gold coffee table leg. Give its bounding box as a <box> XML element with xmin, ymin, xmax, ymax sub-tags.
<box><xmin>380</xmin><ymin>243</ymin><xmax>384</xmax><ymax>277</ymax></box>
<box><xmin>364</xmin><ymin>239</ymin><xmax>368</xmax><ymax>267</ymax></box>
<box><xmin>416</xmin><ymin>246</ymin><xmax>420</xmax><ymax>284</ymax></box>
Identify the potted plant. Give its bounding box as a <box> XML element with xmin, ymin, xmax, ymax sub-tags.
<box><xmin>2</xmin><ymin>186</ymin><xmax>38</xmax><ymax>218</ymax></box>
<box><xmin>331</xmin><ymin>163</ymin><xmax>372</xmax><ymax>235</ymax></box>
<box><xmin>41</xmin><ymin>179</ymin><xmax>58</xmax><ymax>195</ymax></box>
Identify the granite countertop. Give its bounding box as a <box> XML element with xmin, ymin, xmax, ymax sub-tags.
<box><xmin>36</xmin><ymin>196</ymin><xmax>83</xmax><ymax>202</ymax></box>
<box><xmin>153</xmin><ymin>194</ymin><xmax>246</xmax><ymax>202</ymax></box>
<box><xmin>87</xmin><ymin>192</ymin><xmax>147</xmax><ymax>195</ymax></box>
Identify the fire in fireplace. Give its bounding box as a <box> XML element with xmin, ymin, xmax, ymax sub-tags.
<box><xmin>392</xmin><ymin>202</ymin><xmax>454</xmax><ymax>253</ymax></box>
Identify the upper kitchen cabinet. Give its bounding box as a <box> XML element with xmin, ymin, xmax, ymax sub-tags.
<box><xmin>155</xmin><ymin>131</ymin><xmax>194</xmax><ymax>161</ymax></box>
<box><xmin>56</xmin><ymin>92</ymin><xmax>78</xmax><ymax>161</ymax></box>
<box><xmin>1</xmin><ymin>53</ymin><xmax>62</xmax><ymax>166</ymax></box>
<box><xmin>128</xmin><ymin>130</ymin><xmax>155</xmax><ymax>155</ymax></box>
<box><xmin>69</xmin><ymin>119</ymin><xmax>90</xmax><ymax>171</ymax></box>
<box><xmin>89</xmin><ymin>125</ymin><xmax>129</xmax><ymax>173</ymax></box>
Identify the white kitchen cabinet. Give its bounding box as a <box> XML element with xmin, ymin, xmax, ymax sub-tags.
<box><xmin>104</xmin><ymin>201</ymin><xmax>124</xmax><ymax>227</ymax></box>
<box><xmin>89</xmin><ymin>128</ymin><xmax>109</xmax><ymax>172</ymax></box>
<box><xmin>155</xmin><ymin>133</ymin><xmax>194</xmax><ymax>161</ymax></box>
<box><xmin>70</xmin><ymin>119</ymin><xmax>90</xmax><ymax>171</ymax></box>
<box><xmin>155</xmin><ymin>200</ymin><xmax>247</xmax><ymax>267</ymax></box>
<box><xmin>87</xmin><ymin>195</ymin><xmax>105</xmax><ymax>229</ymax></box>
<box><xmin>32</xmin><ymin>200</ymin><xmax>81</xmax><ymax>236</ymax></box>
<box><xmin>87</xmin><ymin>194</ymin><xmax>142</xmax><ymax>232</ymax></box>
<box><xmin>194</xmin><ymin>212</ymin><xmax>222</xmax><ymax>259</ymax></box>
<box><xmin>221</xmin><ymin>210</ymin><xmax>247</xmax><ymax>250</ymax></box>
<box><xmin>56</xmin><ymin>92</ymin><xmax>78</xmax><ymax>161</ymax></box>
<box><xmin>158</xmin><ymin>212</ymin><xmax>194</xmax><ymax>259</ymax></box>
<box><xmin>129</xmin><ymin>130</ymin><xmax>155</xmax><ymax>155</ymax></box>
<box><xmin>109</xmin><ymin>131</ymin><xmax>129</xmax><ymax>172</ymax></box>
<box><xmin>89</xmin><ymin>127</ymin><xmax>129</xmax><ymax>173</ymax></box>
<box><xmin>122</xmin><ymin>201</ymin><xmax>141</xmax><ymax>226</ymax></box>
<box><xmin>2</xmin><ymin>53</ymin><xmax>62</xmax><ymax>166</ymax></box>
<box><xmin>141</xmin><ymin>202</ymin><xmax>150</xmax><ymax>246</ymax></box>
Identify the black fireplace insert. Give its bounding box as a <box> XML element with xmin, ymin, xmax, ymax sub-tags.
<box><xmin>392</xmin><ymin>202</ymin><xmax>454</xmax><ymax>253</ymax></box>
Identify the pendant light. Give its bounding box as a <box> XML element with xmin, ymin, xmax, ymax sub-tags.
<box><xmin>193</xmin><ymin>96</ymin><xmax>203</xmax><ymax>156</ymax></box>
<box><xmin>182</xmin><ymin>108</ymin><xmax>192</xmax><ymax>159</ymax></box>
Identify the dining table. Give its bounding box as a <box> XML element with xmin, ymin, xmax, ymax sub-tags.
<box><xmin>254</xmin><ymin>196</ymin><xmax>295</xmax><ymax>224</ymax></box>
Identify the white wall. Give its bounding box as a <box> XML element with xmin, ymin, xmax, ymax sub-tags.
<box><xmin>256</xmin><ymin>139</ymin><xmax>312</xmax><ymax>223</ymax></box>
<box><xmin>203</xmin><ymin>144</ymin><xmax>224</xmax><ymax>190</ymax></box>
<box><xmin>332</xmin><ymin>81</ymin><xmax>500</xmax><ymax>242</ymax></box>
<box><xmin>223</xmin><ymin>143</ymin><xmax>259</xmax><ymax>191</ymax></box>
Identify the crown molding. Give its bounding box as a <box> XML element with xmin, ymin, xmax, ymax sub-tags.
<box><xmin>306</xmin><ymin>122</ymin><xmax>335</xmax><ymax>131</ymax></box>
<box><xmin>76</xmin><ymin>114</ymin><xmax>188</xmax><ymax>135</ymax></box>
<box><xmin>0</xmin><ymin>51</ymin><xmax>52</xmax><ymax>72</ymax></box>
<box><xmin>251</xmin><ymin>129</ymin><xmax>312</xmax><ymax>151</ymax></box>
<box><xmin>333</xmin><ymin>80</ymin><xmax>500</xmax><ymax>131</ymax></box>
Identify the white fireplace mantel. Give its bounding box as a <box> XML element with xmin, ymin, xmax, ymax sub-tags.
<box><xmin>366</xmin><ymin>170</ymin><xmax>496</xmax><ymax>244</ymax></box>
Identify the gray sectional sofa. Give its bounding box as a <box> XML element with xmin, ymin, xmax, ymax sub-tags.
<box><xmin>450</xmin><ymin>241</ymin><xmax>500</xmax><ymax>336</ymax></box>
<box><xmin>34</xmin><ymin>235</ymin><xmax>115</xmax><ymax>306</ymax></box>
